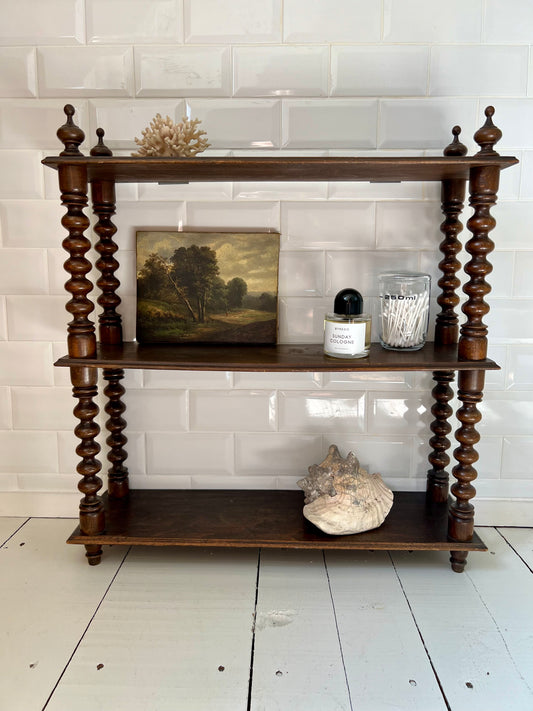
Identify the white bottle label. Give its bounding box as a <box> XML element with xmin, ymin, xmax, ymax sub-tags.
<box><xmin>324</xmin><ymin>321</ymin><xmax>366</xmax><ymax>355</ymax></box>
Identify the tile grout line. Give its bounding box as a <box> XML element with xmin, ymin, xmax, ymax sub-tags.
<box><xmin>495</xmin><ymin>526</ymin><xmax>533</xmax><ymax>574</ymax></box>
<box><xmin>322</xmin><ymin>550</ymin><xmax>354</xmax><ymax>711</ymax></box>
<box><xmin>388</xmin><ymin>551</ymin><xmax>452</xmax><ymax>711</ymax></box>
<box><xmin>246</xmin><ymin>548</ymin><xmax>261</xmax><ymax>711</ymax></box>
<box><xmin>41</xmin><ymin>546</ymin><xmax>133</xmax><ymax>711</ymax></box>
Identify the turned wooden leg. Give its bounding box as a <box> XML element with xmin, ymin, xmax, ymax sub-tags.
<box><xmin>91</xmin><ymin>174</ymin><xmax>123</xmax><ymax>347</ymax></box>
<box><xmin>57</xmin><ymin>112</ymin><xmax>106</xmax><ymax>565</ymax></box>
<box><xmin>447</xmin><ymin>110</ymin><xmax>503</xmax><ymax>572</ymax></box>
<box><xmin>435</xmin><ymin>127</ymin><xmax>467</xmax><ymax>346</ymax></box>
<box><xmin>71</xmin><ymin>366</ymin><xmax>105</xmax><ymax>565</ymax></box>
<box><xmin>103</xmin><ymin>368</ymin><xmax>129</xmax><ymax>498</ymax></box>
<box><xmin>427</xmin><ymin>370</ymin><xmax>455</xmax><ymax>503</ymax></box>
<box><xmin>448</xmin><ymin>370</ymin><xmax>484</xmax><ymax>572</ymax></box>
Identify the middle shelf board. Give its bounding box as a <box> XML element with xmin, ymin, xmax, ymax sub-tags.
<box><xmin>55</xmin><ymin>342</ymin><xmax>500</xmax><ymax>372</ymax></box>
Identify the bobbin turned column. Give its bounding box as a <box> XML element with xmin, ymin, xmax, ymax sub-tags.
<box><xmin>90</xmin><ymin>130</ymin><xmax>129</xmax><ymax>499</ymax></box>
<box><xmin>449</xmin><ymin>107</ymin><xmax>501</xmax><ymax>572</ymax></box>
<box><xmin>71</xmin><ymin>366</ymin><xmax>104</xmax><ymax>565</ymax></box>
<box><xmin>427</xmin><ymin>127</ymin><xmax>467</xmax><ymax>504</ymax></box>
<box><xmin>57</xmin><ymin>105</ymin><xmax>104</xmax><ymax>564</ymax></box>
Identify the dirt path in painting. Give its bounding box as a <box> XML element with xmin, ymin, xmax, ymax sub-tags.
<box><xmin>183</xmin><ymin>313</ymin><xmax>277</xmax><ymax>343</ymax></box>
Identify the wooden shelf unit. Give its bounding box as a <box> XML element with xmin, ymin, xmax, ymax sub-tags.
<box><xmin>44</xmin><ymin>105</ymin><xmax>518</xmax><ymax>571</ymax></box>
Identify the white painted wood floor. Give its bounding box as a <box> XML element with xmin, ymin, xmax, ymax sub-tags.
<box><xmin>1</xmin><ymin>518</ymin><xmax>532</xmax><ymax>711</ymax></box>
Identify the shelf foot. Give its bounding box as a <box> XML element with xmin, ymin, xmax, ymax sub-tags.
<box><xmin>450</xmin><ymin>550</ymin><xmax>468</xmax><ymax>573</ymax></box>
<box><xmin>84</xmin><ymin>544</ymin><xmax>103</xmax><ymax>565</ymax></box>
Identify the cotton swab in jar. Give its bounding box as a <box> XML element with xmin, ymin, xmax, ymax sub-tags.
<box><xmin>380</xmin><ymin>290</ymin><xmax>429</xmax><ymax>349</ymax></box>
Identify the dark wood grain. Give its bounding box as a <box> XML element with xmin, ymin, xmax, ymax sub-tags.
<box><xmin>449</xmin><ymin>369</ymin><xmax>486</xmax><ymax>572</ymax></box>
<box><xmin>460</xmin><ymin>164</ymin><xmax>499</xmax><ymax>361</ymax></box>
<box><xmin>70</xmin><ymin>365</ymin><xmax>104</xmax><ymax>565</ymax></box>
<box><xmin>67</xmin><ymin>490</ymin><xmax>486</xmax><ymax>551</ymax></box>
<box><xmin>102</xmin><ymin>368</ymin><xmax>129</xmax><ymax>498</ymax></box>
<box><xmin>436</xmin><ymin>138</ymin><xmax>466</xmax><ymax>344</ymax></box>
<box><xmin>54</xmin><ymin>341</ymin><xmax>500</xmax><ymax>372</ymax></box>
<box><xmin>42</xmin><ymin>155</ymin><xmax>518</xmax><ymax>184</ymax></box>
<box><xmin>91</xmin><ymin>179</ymin><xmax>123</xmax><ymax>345</ymax></box>
<box><xmin>58</xmin><ymin>163</ymin><xmax>96</xmax><ymax>359</ymax></box>
<box><xmin>427</xmin><ymin>370</ymin><xmax>455</xmax><ymax>503</ymax></box>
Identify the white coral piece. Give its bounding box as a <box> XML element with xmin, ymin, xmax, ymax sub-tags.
<box><xmin>132</xmin><ymin>114</ymin><xmax>210</xmax><ymax>157</ymax></box>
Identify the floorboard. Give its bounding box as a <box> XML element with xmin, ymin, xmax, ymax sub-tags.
<box><xmin>1</xmin><ymin>520</ymin><xmax>532</xmax><ymax>711</ymax></box>
<box><xmin>391</xmin><ymin>544</ymin><xmax>533</xmax><ymax>711</ymax></box>
<box><xmin>463</xmin><ymin>528</ymin><xmax>533</xmax><ymax>694</ymax></box>
<box><xmin>0</xmin><ymin>519</ymin><xmax>126</xmax><ymax>711</ymax></box>
<box><xmin>46</xmin><ymin>547</ymin><xmax>259</xmax><ymax>711</ymax></box>
<box><xmin>250</xmin><ymin>549</ymin><xmax>351</xmax><ymax>711</ymax></box>
<box><xmin>325</xmin><ymin>550</ymin><xmax>447</xmax><ymax>711</ymax></box>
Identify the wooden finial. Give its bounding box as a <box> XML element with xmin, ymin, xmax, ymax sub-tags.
<box><xmin>90</xmin><ymin>127</ymin><xmax>113</xmax><ymax>156</ymax></box>
<box><xmin>444</xmin><ymin>125</ymin><xmax>468</xmax><ymax>156</ymax></box>
<box><xmin>473</xmin><ymin>106</ymin><xmax>502</xmax><ymax>156</ymax></box>
<box><xmin>57</xmin><ymin>104</ymin><xmax>85</xmax><ymax>156</ymax></box>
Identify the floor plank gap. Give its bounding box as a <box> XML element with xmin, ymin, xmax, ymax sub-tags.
<box><xmin>322</xmin><ymin>551</ymin><xmax>354</xmax><ymax>711</ymax></box>
<box><xmin>388</xmin><ymin>552</ymin><xmax>452</xmax><ymax>711</ymax></box>
<box><xmin>495</xmin><ymin>527</ymin><xmax>533</xmax><ymax>574</ymax></box>
<box><xmin>0</xmin><ymin>517</ymin><xmax>30</xmax><ymax>546</ymax></box>
<box><xmin>41</xmin><ymin>546</ymin><xmax>132</xmax><ymax>711</ymax></box>
<box><xmin>246</xmin><ymin>549</ymin><xmax>261</xmax><ymax>711</ymax></box>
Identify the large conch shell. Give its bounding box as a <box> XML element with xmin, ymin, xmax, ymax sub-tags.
<box><xmin>132</xmin><ymin>114</ymin><xmax>210</xmax><ymax>157</ymax></box>
<box><xmin>297</xmin><ymin>444</ymin><xmax>393</xmax><ymax>535</ymax></box>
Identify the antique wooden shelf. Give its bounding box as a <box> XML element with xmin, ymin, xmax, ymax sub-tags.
<box><xmin>42</xmin><ymin>154</ymin><xmax>517</xmax><ymax>184</ymax></box>
<box><xmin>55</xmin><ymin>342</ymin><xmax>500</xmax><ymax>373</ymax></box>
<box><xmin>67</xmin><ymin>491</ymin><xmax>486</xmax><ymax>551</ymax></box>
<box><xmin>44</xmin><ymin>105</ymin><xmax>518</xmax><ymax>571</ymax></box>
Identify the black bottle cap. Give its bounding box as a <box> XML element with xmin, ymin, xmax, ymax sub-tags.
<box><xmin>334</xmin><ymin>288</ymin><xmax>363</xmax><ymax>316</ymax></box>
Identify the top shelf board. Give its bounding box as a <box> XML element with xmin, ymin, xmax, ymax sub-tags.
<box><xmin>42</xmin><ymin>155</ymin><xmax>518</xmax><ymax>184</ymax></box>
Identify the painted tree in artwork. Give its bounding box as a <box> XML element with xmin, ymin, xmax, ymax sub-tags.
<box><xmin>169</xmin><ymin>244</ymin><xmax>220</xmax><ymax>322</ymax></box>
<box><xmin>226</xmin><ymin>276</ymin><xmax>248</xmax><ymax>310</ymax></box>
<box><xmin>137</xmin><ymin>252</ymin><xmax>168</xmax><ymax>300</ymax></box>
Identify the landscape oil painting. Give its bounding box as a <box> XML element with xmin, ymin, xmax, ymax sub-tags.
<box><xmin>136</xmin><ymin>231</ymin><xmax>280</xmax><ymax>344</ymax></box>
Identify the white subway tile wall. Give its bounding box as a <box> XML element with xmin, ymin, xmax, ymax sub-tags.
<box><xmin>37</xmin><ymin>46</ymin><xmax>135</xmax><ymax>97</ymax></box>
<box><xmin>0</xmin><ymin>0</ymin><xmax>531</xmax><ymax>513</ymax></box>
<box><xmin>89</xmin><ymin>99</ymin><xmax>186</xmax><ymax>150</ymax></box>
<box><xmin>86</xmin><ymin>0</ymin><xmax>183</xmax><ymax>45</ymax></box>
<box><xmin>135</xmin><ymin>46</ymin><xmax>232</xmax><ymax>97</ymax></box>
<box><xmin>0</xmin><ymin>151</ymin><xmax>43</xmax><ymax>198</ymax></box>
<box><xmin>331</xmin><ymin>46</ymin><xmax>429</xmax><ymax>97</ymax></box>
<box><xmin>0</xmin><ymin>48</ymin><xmax>37</xmax><ymax>98</ymax></box>
<box><xmin>233</xmin><ymin>45</ymin><xmax>329</xmax><ymax>98</ymax></box>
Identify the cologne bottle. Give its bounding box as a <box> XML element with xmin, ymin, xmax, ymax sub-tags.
<box><xmin>324</xmin><ymin>288</ymin><xmax>371</xmax><ymax>358</ymax></box>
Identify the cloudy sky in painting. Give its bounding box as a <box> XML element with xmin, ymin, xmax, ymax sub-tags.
<box><xmin>137</xmin><ymin>231</ymin><xmax>280</xmax><ymax>293</ymax></box>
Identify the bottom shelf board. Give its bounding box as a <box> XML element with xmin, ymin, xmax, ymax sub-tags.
<box><xmin>67</xmin><ymin>490</ymin><xmax>486</xmax><ymax>552</ymax></box>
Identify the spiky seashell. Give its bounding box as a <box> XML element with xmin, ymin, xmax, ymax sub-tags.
<box><xmin>297</xmin><ymin>444</ymin><xmax>393</xmax><ymax>535</ymax></box>
<box><xmin>132</xmin><ymin>114</ymin><xmax>210</xmax><ymax>157</ymax></box>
